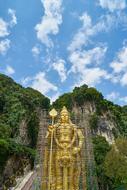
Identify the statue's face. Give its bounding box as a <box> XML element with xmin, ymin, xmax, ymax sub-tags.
<box><xmin>61</xmin><ymin>113</ymin><xmax>69</xmax><ymax>123</ymax></box>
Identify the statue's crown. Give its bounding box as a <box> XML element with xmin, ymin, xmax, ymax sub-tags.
<box><xmin>60</xmin><ymin>106</ymin><xmax>69</xmax><ymax>115</ymax></box>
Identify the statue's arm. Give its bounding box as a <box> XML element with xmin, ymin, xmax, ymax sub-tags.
<box><xmin>77</xmin><ymin>129</ymin><xmax>84</xmax><ymax>150</ymax></box>
<box><xmin>72</xmin><ymin>126</ymin><xmax>84</xmax><ymax>155</ymax></box>
<box><xmin>45</xmin><ymin>125</ymin><xmax>53</xmax><ymax>138</ymax></box>
<box><xmin>45</xmin><ymin>125</ymin><xmax>57</xmax><ymax>147</ymax></box>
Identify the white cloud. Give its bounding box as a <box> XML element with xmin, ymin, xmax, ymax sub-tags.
<box><xmin>68</xmin><ymin>12</ymin><xmax>127</xmax><ymax>52</ymax></box>
<box><xmin>110</xmin><ymin>45</ymin><xmax>127</xmax><ymax>73</ymax></box>
<box><xmin>0</xmin><ymin>9</ymin><xmax>17</xmax><ymax>38</ymax></box>
<box><xmin>50</xmin><ymin>92</ymin><xmax>60</xmax><ymax>103</ymax></box>
<box><xmin>68</xmin><ymin>13</ymin><xmax>92</xmax><ymax>52</ymax></box>
<box><xmin>35</xmin><ymin>0</ymin><xmax>63</xmax><ymax>47</ymax></box>
<box><xmin>24</xmin><ymin>72</ymin><xmax>58</xmax><ymax>95</ymax></box>
<box><xmin>21</xmin><ymin>72</ymin><xmax>58</xmax><ymax>97</ymax></box>
<box><xmin>68</xmin><ymin>13</ymin><xmax>103</xmax><ymax>52</ymax></box>
<box><xmin>32</xmin><ymin>46</ymin><xmax>40</xmax><ymax>57</ymax></box>
<box><xmin>5</xmin><ymin>65</ymin><xmax>15</xmax><ymax>75</ymax></box>
<box><xmin>110</xmin><ymin>44</ymin><xmax>127</xmax><ymax>86</ymax></box>
<box><xmin>8</xmin><ymin>9</ymin><xmax>17</xmax><ymax>27</ymax></box>
<box><xmin>0</xmin><ymin>9</ymin><xmax>17</xmax><ymax>55</ymax></box>
<box><xmin>74</xmin><ymin>67</ymin><xmax>108</xmax><ymax>87</ymax></box>
<box><xmin>98</xmin><ymin>0</ymin><xmax>126</xmax><ymax>12</ymax></box>
<box><xmin>110</xmin><ymin>61</ymin><xmax>126</xmax><ymax>73</ymax></box>
<box><xmin>32</xmin><ymin>72</ymin><xmax>58</xmax><ymax>94</ymax></box>
<box><xmin>0</xmin><ymin>39</ymin><xmax>10</xmax><ymax>55</ymax></box>
<box><xmin>106</xmin><ymin>92</ymin><xmax>119</xmax><ymax>101</ymax></box>
<box><xmin>68</xmin><ymin>45</ymin><xmax>109</xmax><ymax>87</ymax></box>
<box><xmin>109</xmin><ymin>74</ymin><xmax>120</xmax><ymax>84</ymax></box>
<box><xmin>68</xmin><ymin>11</ymin><xmax>127</xmax><ymax>88</ymax></box>
<box><xmin>0</xmin><ymin>18</ymin><xmax>9</xmax><ymax>37</ymax></box>
<box><xmin>121</xmin><ymin>73</ymin><xmax>127</xmax><ymax>86</ymax></box>
<box><xmin>53</xmin><ymin>59</ymin><xmax>67</xmax><ymax>82</ymax></box>
<box><xmin>21</xmin><ymin>77</ymin><xmax>32</xmax><ymax>86</ymax></box>
<box><xmin>69</xmin><ymin>45</ymin><xmax>107</xmax><ymax>74</ymax></box>
<box><xmin>68</xmin><ymin>14</ymin><xmax>109</xmax><ymax>87</ymax></box>
<box><xmin>120</xmin><ymin>96</ymin><xmax>127</xmax><ymax>103</ymax></box>
<box><xmin>106</xmin><ymin>92</ymin><xmax>127</xmax><ymax>105</ymax></box>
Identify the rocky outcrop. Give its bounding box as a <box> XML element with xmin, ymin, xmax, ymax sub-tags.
<box><xmin>96</xmin><ymin>116</ymin><xmax>115</xmax><ymax>144</ymax></box>
<box><xmin>72</xmin><ymin>102</ymin><xmax>116</xmax><ymax>144</ymax></box>
<box><xmin>18</xmin><ymin>119</ymin><xmax>30</xmax><ymax>145</ymax></box>
<box><xmin>2</xmin><ymin>155</ymin><xmax>31</xmax><ymax>189</ymax></box>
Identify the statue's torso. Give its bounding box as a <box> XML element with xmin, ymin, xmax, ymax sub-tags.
<box><xmin>55</xmin><ymin>123</ymin><xmax>75</xmax><ymax>145</ymax></box>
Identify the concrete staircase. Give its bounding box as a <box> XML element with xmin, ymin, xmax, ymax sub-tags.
<box><xmin>12</xmin><ymin>108</ymin><xmax>99</xmax><ymax>190</ymax></box>
<box><xmin>81</xmin><ymin>111</ymin><xmax>98</xmax><ymax>190</ymax></box>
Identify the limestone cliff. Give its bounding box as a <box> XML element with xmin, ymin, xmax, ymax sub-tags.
<box><xmin>53</xmin><ymin>85</ymin><xmax>127</xmax><ymax>143</ymax></box>
<box><xmin>0</xmin><ymin>75</ymin><xmax>127</xmax><ymax>189</ymax></box>
<box><xmin>53</xmin><ymin>87</ymin><xmax>127</xmax><ymax>189</ymax></box>
<box><xmin>0</xmin><ymin>74</ymin><xmax>50</xmax><ymax>189</ymax></box>
<box><xmin>71</xmin><ymin>103</ymin><xmax>116</xmax><ymax>144</ymax></box>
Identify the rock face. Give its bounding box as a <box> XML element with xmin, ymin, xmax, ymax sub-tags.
<box><xmin>97</xmin><ymin>116</ymin><xmax>115</xmax><ymax>144</ymax></box>
<box><xmin>71</xmin><ymin>103</ymin><xmax>99</xmax><ymax>189</ymax></box>
<box><xmin>72</xmin><ymin>102</ymin><xmax>115</xmax><ymax>144</ymax></box>
<box><xmin>2</xmin><ymin>155</ymin><xmax>31</xmax><ymax>188</ymax></box>
<box><xmin>0</xmin><ymin>73</ymin><xmax>50</xmax><ymax>189</ymax></box>
<box><xmin>18</xmin><ymin>119</ymin><xmax>30</xmax><ymax>145</ymax></box>
<box><xmin>11</xmin><ymin>102</ymin><xmax>118</xmax><ymax>189</ymax></box>
<box><xmin>1</xmin><ymin>75</ymin><xmax>127</xmax><ymax>189</ymax></box>
<box><xmin>69</xmin><ymin>102</ymin><xmax>117</xmax><ymax>189</ymax></box>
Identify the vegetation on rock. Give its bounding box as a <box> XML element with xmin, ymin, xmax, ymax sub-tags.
<box><xmin>0</xmin><ymin>74</ymin><xmax>127</xmax><ymax>189</ymax></box>
<box><xmin>104</xmin><ymin>138</ymin><xmax>127</xmax><ymax>189</ymax></box>
<box><xmin>0</xmin><ymin>74</ymin><xmax>50</xmax><ymax>187</ymax></box>
<box><xmin>53</xmin><ymin>84</ymin><xmax>127</xmax><ymax>138</ymax></box>
<box><xmin>53</xmin><ymin>84</ymin><xmax>127</xmax><ymax>189</ymax></box>
<box><xmin>92</xmin><ymin>136</ymin><xmax>113</xmax><ymax>189</ymax></box>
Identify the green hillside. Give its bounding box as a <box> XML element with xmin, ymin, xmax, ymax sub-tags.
<box><xmin>53</xmin><ymin>84</ymin><xmax>127</xmax><ymax>137</ymax></box>
<box><xmin>53</xmin><ymin>84</ymin><xmax>127</xmax><ymax>189</ymax></box>
<box><xmin>0</xmin><ymin>74</ymin><xmax>50</xmax><ymax>187</ymax></box>
<box><xmin>0</xmin><ymin>74</ymin><xmax>127</xmax><ymax>189</ymax></box>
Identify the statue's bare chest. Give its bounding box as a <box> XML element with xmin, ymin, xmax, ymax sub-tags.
<box><xmin>56</xmin><ymin>124</ymin><xmax>74</xmax><ymax>143</ymax></box>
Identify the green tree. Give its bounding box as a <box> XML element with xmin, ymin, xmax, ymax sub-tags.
<box><xmin>104</xmin><ymin>138</ymin><xmax>127</xmax><ymax>188</ymax></box>
<box><xmin>89</xmin><ymin>113</ymin><xmax>99</xmax><ymax>130</ymax></box>
<box><xmin>53</xmin><ymin>93</ymin><xmax>72</xmax><ymax>110</ymax></box>
<box><xmin>0</xmin><ymin>73</ymin><xmax>50</xmax><ymax>182</ymax></box>
<box><xmin>27</xmin><ymin>112</ymin><xmax>39</xmax><ymax>148</ymax></box>
<box><xmin>93</xmin><ymin>136</ymin><xmax>112</xmax><ymax>189</ymax></box>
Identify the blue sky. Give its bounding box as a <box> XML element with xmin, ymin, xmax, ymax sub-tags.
<box><xmin>0</xmin><ymin>0</ymin><xmax>127</xmax><ymax>105</ymax></box>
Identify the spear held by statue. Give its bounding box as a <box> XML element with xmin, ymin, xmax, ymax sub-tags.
<box><xmin>48</xmin><ymin>108</ymin><xmax>57</xmax><ymax>190</ymax></box>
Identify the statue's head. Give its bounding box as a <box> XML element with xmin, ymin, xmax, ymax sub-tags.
<box><xmin>60</xmin><ymin>106</ymin><xmax>70</xmax><ymax>123</ymax></box>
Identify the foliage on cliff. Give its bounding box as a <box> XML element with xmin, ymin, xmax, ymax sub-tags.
<box><xmin>53</xmin><ymin>84</ymin><xmax>127</xmax><ymax>189</ymax></box>
<box><xmin>1</xmin><ymin>74</ymin><xmax>127</xmax><ymax>189</ymax></box>
<box><xmin>104</xmin><ymin>138</ymin><xmax>127</xmax><ymax>189</ymax></box>
<box><xmin>93</xmin><ymin>136</ymin><xmax>113</xmax><ymax>189</ymax></box>
<box><xmin>92</xmin><ymin>137</ymin><xmax>127</xmax><ymax>189</ymax></box>
<box><xmin>0</xmin><ymin>74</ymin><xmax>50</xmax><ymax>177</ymax></box>
<box><xmin>53</xmin><ymin>84</ymin><xmax>127</xmax><ymax>137</ymax></box>
<box><xmin>53</xmin><ymin>84</ymin><xmax>103</xmax><ymax>109</ymax></box>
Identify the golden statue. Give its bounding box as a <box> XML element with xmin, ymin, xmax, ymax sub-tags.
<box><xmin>42</xmin><ymin>106</ymin><xmax>85</xmax><ymax>190</ymax></box>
